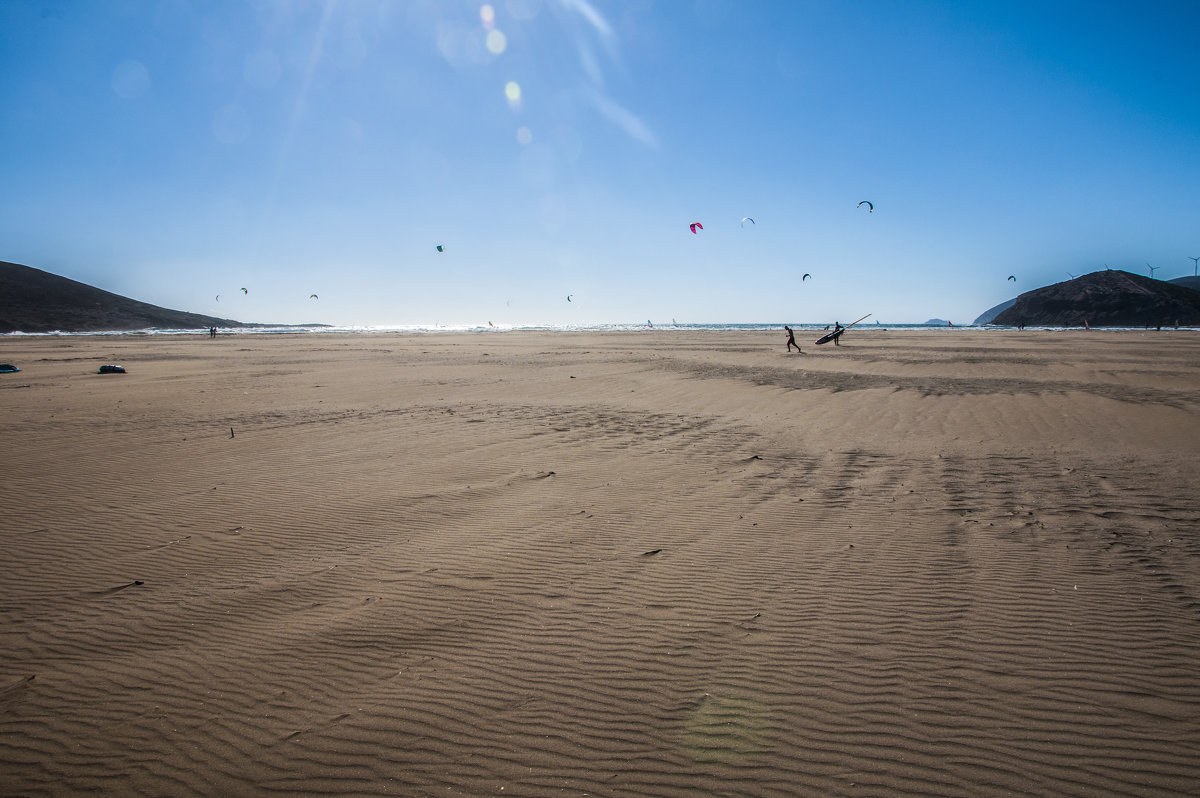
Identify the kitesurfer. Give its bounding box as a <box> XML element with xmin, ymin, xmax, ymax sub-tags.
<box><xmin>785</xmin><ymin>325</ymin><xmax>801</xmax><ymax>353</ymax></box>
<box><xmin>832</xmin><ymin>321</ymin><xmax>844</xmax><ymax>345</ymax></box>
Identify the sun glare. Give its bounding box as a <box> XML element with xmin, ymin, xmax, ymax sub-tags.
<box><xmin>505</xmin><ymin>80</ymin><xmax>522</xmax><ymax>108</ymax></box>
<box><xmin>486</xmin><ymin>29</ymin><xmax>507</xmax><ymax>54</ymax></box>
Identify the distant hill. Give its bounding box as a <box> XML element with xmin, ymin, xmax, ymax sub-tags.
<box><xmin>973</xmin><ymin>298</ymin><xmax>1016</xmax><ymax>325</ymax></box>
<box><xmin>1</xmin><ymin>261</ymin><xmax>246</xmax><ymax>333</ymax></box>
<box><xmin>990</xmin><ymin>270</ymin><xmax>1200</xmax><ymax>327</ymax></box>
<box><xmin>1169</xmin><ymin>275</ymin><xmax>1200</xmax><ymax>292</ymax></box>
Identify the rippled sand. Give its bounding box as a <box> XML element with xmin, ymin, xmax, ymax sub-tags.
<box><xmin>2</xmin><ymin>329</ymin><xmax>1198</xmax><ymax>796</ymax></box>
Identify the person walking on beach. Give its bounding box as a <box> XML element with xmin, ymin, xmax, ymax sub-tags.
<box><xmin>832</xmin><ymin>321</ymin><xmax>844</xmax><ymax>345</ymax></box>
<box><xmin>785</xmin><ymin>325</ymin><xmax>801</xmax><ymax>353</ymax></box>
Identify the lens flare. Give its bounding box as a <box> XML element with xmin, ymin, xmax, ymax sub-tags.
<box><xmin>505</xmin><ymin>80</ymin><xmax>522</xmax><ymax>108</ymax></box>
<box><xmin>486</xmin><ymin>29</ymin><xmax>507</xmax><ymax>54</ymax></box>
<box><xmin>111</xmin><ymin>60</ymin><xmax>150</xmax><ymax>98</ymax></box>
<box><xmin>480</xmin><ymin>4</ymin><xmax>495</xmax><ymax>29</ymax></box>
<box><xmin>516</xmin><ymin>126</ymin><xmax>532</xmax><ymax>145</ymax></box>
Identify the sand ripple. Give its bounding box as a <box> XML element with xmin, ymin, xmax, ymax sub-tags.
<box><xmin>2</xmin><ymin>330</ymin><xmax>1198</xmax><ymax>796</ymax></box>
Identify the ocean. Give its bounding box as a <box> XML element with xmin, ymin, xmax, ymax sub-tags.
<box><xmin>2</xmin><ymin>321</ymin><xmax>1190</xmax><ymax>336</ymax></box>
<box><xmin>2</xmin><ymin>322</ymin><xmax>1196</xmax><ymax>336</ymax></box>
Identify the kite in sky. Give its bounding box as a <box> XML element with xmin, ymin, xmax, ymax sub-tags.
<box><xmin>310</xmin><ymin>294</ymin><xmax>319</xmax><ymax>299</ymax></box>
<box><xmin>857</xmin><ymin>201</ymin><xmax>873</xmax><ymax>213</ymax></box>
<box><xmin>436</xmin><ymin>245</ymin><xmax>445</xmax><ymax>252</ymax></box>
<box><xmin>1008</xmin><ymin>275</ymin><xmax>1016</xmax><ymax>282</ymax></box>
<box><xmin>740</xmin><ymin>217</ymin><xmax>755</xmax><ymax>226</ymax></box>
<box><xmin>690</xmin><ymin>222</ymin><xmax>703</xmax><ymax>234</ymax></box>
<box><xmin>802</xmin><ymin>273</ymin><xmax>811</xmax><ymax>281</ymax></box>
<box><xmin>241</xmin><ymin>287</ymin><xmax>248</xmax><ymax>294</ymax></box>
<box><xmin>567</xmin><ymin>294</ymin><xmax>574</xmax><ymax>302</ymax></box>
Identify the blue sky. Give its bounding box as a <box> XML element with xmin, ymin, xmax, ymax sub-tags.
<box><xmin>2</xmin><ymin>0</ymin><xmax>1198</xmax><ymax>326</ymax></box>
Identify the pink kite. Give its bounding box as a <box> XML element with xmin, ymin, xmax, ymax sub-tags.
<box><xmin>689</xmin><ymin>222</ymin><xmax>703</xmax><ymax>234</ymax></box>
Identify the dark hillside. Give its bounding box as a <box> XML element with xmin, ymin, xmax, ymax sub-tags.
<box><xmin>991</xmin><ymin>270</ymin><xmax>1200</xmax><ymax>326</ymax></box>
<box><xmin>1</xmin><ymin>261</ymin><xmax>243</xmax><ymax>333</ymax></box>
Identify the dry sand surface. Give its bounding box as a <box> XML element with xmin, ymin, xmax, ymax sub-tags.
<box><xmin>2</xmin><ymin>329</ymin><xmax>1199</xmax><ymax>797</ymax></box>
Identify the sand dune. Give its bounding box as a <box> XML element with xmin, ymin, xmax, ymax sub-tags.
<box><xmin>2</xmin><ymin>330</ymin><xmax>1198</xmax><ymax>796</ymax></box>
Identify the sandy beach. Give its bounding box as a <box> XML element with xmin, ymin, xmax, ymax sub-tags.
<box><xmin>2</xmin><ymin>329</ymin><xmax>1198</xmax><ymax>797</ymax></box>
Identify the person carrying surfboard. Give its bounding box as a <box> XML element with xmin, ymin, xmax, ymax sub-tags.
<box><xmin>785</xmin><ymin>325</ymin><xmax>801</xmax><ymax>353</ymax></box>
<box><xmin>815</xmin><ymin>314</ymin><xmax>870</xmax><ymax>346</ymax></box>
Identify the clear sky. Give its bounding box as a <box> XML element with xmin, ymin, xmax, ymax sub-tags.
<box><xmin>2</xmin><ymin>0</ymin><xmax>1198</xmax><ymax>326</ymax></box>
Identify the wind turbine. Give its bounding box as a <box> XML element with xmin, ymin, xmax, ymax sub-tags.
<box><xmin>1146</xmin><ymin>263</ymin><xmax>1160</xmax><ymax>279</ymax></box>
<box><xmin>1189</xmin><ymin>255</ymin><xmax>1200</xmax><ymax>277</ymax></box>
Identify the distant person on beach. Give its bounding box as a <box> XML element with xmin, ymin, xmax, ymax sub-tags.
<box><xmin>833</xmin><ymin>321</ymin><xmax>844</xmax><ymax>345</ymax></box>
<box><xmin>209</xmin><ymin>326</ymin><xmax>216</xmax><ymax>338</ymax></box>
<box><xmin>785</xmin><ymin>325</ymin><xmax>801</xmax><ymax>353</ymax></box>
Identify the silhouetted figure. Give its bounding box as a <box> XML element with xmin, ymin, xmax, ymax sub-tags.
<box><xmin>785</xmin><ymin>325</ymin><xmax>801</xmax><ymax>353</ymax></box>
<box><xmin>833</xmin><ymin>321</ymin><xmax>844</xmax><ymax>345</ymax></box>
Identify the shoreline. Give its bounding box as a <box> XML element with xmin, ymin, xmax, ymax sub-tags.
<box><xmin>5</xmin><ymin>322</ymin><xmax>1200</xmax><ymax>337</ymax></box>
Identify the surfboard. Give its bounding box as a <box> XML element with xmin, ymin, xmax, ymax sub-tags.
<box><xmin>814</xmin><ymin>314</ymin><xmax>871</xmax><ymax>345</ymax></box>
